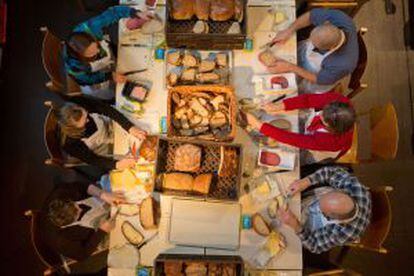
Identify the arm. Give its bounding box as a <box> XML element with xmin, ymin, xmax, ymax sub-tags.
<box><xmin>260</xmin><ymin>124</ymin><xmax>346</xmax><ymax>152</ymax></box>
<box><xmin>63</xmin><ymin>138</ymin><xmax>116</xmax><ymax>170</ymax></box>
<box><xmin>74</xmin><ymin>6</ymin><xmax>137</xmax><ymax>39</ymax></box>
<box><xmin>286</xmin><ymin>12</ymin><xmax>312</xmax><ymax>34</ymax></box>
<box><xmin>57</xmin><ymin>227</ymin><xmax>106</xmax><ymax>261</ymax></box>
<box><xmin>69</xmin><ymin>96</ymin><xmax>134</xmax><ymax>131</ymax></box>
<box><xmin>307</xmin><ymin>166</ymin><xmax>357</xmax><ymax>189</ymax></box>
<box><xmin>282</xmin><ymin>91</ymin><xmax>348</xmax><ymax>111</ymax></box>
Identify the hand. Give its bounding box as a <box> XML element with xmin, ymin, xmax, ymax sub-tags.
<box><xmin>112</xmin><ymin>72</ymin><xmax>127</xmax><ymax>83</ymax></box>
<box><xmin>288</xmin><ymin>177</ymin><xmax>311</xmax><ymax>196</ymax></box>
<box><xmin>277</xmin><ymin>208</ymin><xmax>301</xmax><ymax>233</ymax></box>
<box><xmin>116</xmin><ymin>158</ymin><xmax>136</xmax><ymax>170</ymax></box>
<box><xmin>268</xmin><ymin>60</ymin><xmax>295</xmax><ymax>74</ymax></box>
<box><xmin>271</xmin><ymin>28</ymin><xmax>294</xmax><ymax>45</ymax></box>
<box><xmin>100</xmin><ymin>191</ymin><xmax>127</xmax><ymax>205</ymax></box>
<box><xmin>261</xmin><ymin>102</ymin><xmax>285</xmax><ymax>115</ymax></box>
<box><xmin>99</xmin><ymin>218</ymin><xmax>116</xmax><ymax>233</ymax></box>
<box><xmin>245</xmin><ymin>113</ymin><xmax>263</xmax><ymax>131</ymax></box>
<box><xmin>129</xmin><ymin>126</ymin><xmax>147</xmax><ymax>140</ymax></box>
<box><xmin>136</xmin><ymin>10</ymin><xmax>154</xmax><ymax>21</ymax></box>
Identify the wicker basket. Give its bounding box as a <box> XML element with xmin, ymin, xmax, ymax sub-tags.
<box><xmin>154</xmin><ymin>254</ymin><xmax>244</xmax><ymax>276</ymax></box>
<box><xmin>167</xmin><ymin>85</ymin><xmax>237</xmax><ymax>142</ymax></box>
<box><xmin>154</xmin><ymin>138</ymin><xmax>243</xmax><ymax>201</ymax></box>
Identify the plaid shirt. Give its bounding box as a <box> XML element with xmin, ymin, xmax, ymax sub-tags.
<box><xmin>298</xmin><ymin>166</ymin><xmax>372</xmax><ymax>253</ymax></box>
<box><xmin>64</xmin><ymin>6</ymin><xmax>136</xmax><ymax>86</ymax></box>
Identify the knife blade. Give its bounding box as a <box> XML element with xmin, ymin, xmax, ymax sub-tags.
<box><xmin>275</xmin><ymin>175</ymin><xmax>291</xmax><ymax>209</ymax></box>
<box><xmin>138</xmin><ymin>232</ymin><xmax>158</xmax><ymax>249</ymax></box>
<box><xmin>123</xmin><ymin>69</ymin><xmax>147</xmax><ymax>76</ymax></box>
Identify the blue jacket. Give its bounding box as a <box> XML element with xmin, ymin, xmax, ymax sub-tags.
<box><xmin>64</xmin><ymin>6</ymin><xmax>136</xmax><ymax>86</ymax></box>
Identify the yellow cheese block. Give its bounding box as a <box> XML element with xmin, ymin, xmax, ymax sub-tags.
<box><xmin>110</xmin><ymin>169</ymin><xmax>139</xmax><ymax>191</ymax></box>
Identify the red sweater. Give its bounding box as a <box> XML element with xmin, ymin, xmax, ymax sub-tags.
<box><xmin>260</xmin><ymin>92</ymin><xmax>354</xmax><ymax>157</ymax></box>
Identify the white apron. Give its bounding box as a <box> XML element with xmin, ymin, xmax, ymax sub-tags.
<box><xmin>81</xmin><ymin>113</ymin><xmax>114</xmax><ymax>157</ymax></box>
<box><xmin>298</xmin><ymin>40</ymin><xmax>337</xmax><ymax>94</ymax></box>
<box><xmin>302</xmin><ymin>110</ymin><xmax>341</xmax><ymax>163</ymax></box>
<box><xmin>62</xmin><ymin>197</ymin><xmax>110</xmax><ymax>230</ymax></box>
<box><xmin>80</xmin><ymin>40</ymin><xmax>115</xmax><ymax>100</ymax></box>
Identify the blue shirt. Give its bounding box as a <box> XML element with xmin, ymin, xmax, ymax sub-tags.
<box><xmin>310</xmin><ymin>9</ymin><xmax>359</xmax><ymax>85</ymax></box>
<box><xmin>64</xmin><ymin>6</ymin><xmax>136</xmax><ymax>86</ymax></box>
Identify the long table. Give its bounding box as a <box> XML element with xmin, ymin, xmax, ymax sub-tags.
<box><xmin>109</xmin><ymin>2</ymin><xmax>302</xmax><ymax>275</ymax></box>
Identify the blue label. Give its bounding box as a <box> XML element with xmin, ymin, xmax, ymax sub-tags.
<box><xmin>242</xmin><ymin>214</ymin><xmax>252</xmax><ymax>229</ymax></box>
<box><xmin>160</xmin><ymin>116</ymin><xmax>167</xmax><ymax>133</ymax></box>
<box><xmin>155</xmin><ymin>48</ymin><xmax>165</xmax><ymax>60</ymax></box>
<box><xmin>244</xmin><ymin>39</ymin><xmax>253</xmax><ymax>51</ymax></box>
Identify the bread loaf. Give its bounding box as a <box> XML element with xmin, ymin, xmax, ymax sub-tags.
<box><xmin>199</xmin><ymin>60</ymin><xmax>216</xmax><ymax>73</ymax></box>
<box><xmin>195</xmin><ymin>0</ymin><xmax>210</xmax><ymax>20</ymax></box>
<box><xmin>174</xmin><ymin>144</ymin><xmax>202</xmax><ymax>172</ymax></box>
<box><xmin>140</xmin><ymin>197</ymin><xmax>157</xmax><ymax>229</ymax></box>
<box><xmin>121</xmin><ymin>221</ymin><xmax>144</xmax><ymax>245</ymax></box>
<box><xmin>163</xmin><ymin>173</ymin><xmax>194</xmax><ymax>191</ymax></box>
<box><xmin>171</xmin><ymin>0</ymin><xmax>195</xmax><ymax>20</ymax></box>
<box><xmin>210</xmin><ymin>0</ymin><xmax>234</xmax><ymax>21</ymax></box>
<box><xmin>192</xmin><ymin>173</ymin><xmax>212</xmax><ymax>194</ymax></box>
<box><xmin>252</xmin><ymin>213</ymin><xmax>271</xmax><ymax>236</ymax></box>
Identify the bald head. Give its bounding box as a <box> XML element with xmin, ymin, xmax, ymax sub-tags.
<box><xmin>319</xmin><ymin>191</ymin><xmax>355</xmax><ymax>220</ymax></box>
<box><xmin>310</xmin><ymin>23</ymin><xmax>343</xmax><ymax>51</ymax></box>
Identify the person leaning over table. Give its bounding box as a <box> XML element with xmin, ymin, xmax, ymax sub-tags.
<box><xmin>277</xmin><ymin>166</ymin><xmax>371</xmax><ymax>254</ymax></box>
<box><xmin>56</xmin><ymin>95</ymin><xmax>147</xmax><ymax>171</ymax></box>
<box><xmin>40</xmin><ymin>176</ymin><xmax>127</xmax><ymax>261</ymax></box>
<box><xmin>244</xmin><ymin>91</ymin><xmax>355</xmax><ymax>164</ymax></box>
<box><xmin>64</xmin><ymin>6</ymin><xmax>153</xmax><ymax>100</ymax></box>
<box><xmin>267</xmin><ymin>9</ymin><xmax>358</xmax><ymax>94</ymax></box>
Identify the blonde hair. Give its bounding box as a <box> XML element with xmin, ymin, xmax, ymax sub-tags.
<box><xmin>57</xmin><ymin>103</ymin><xmax>86</xmax><ymax>141</ymax></box>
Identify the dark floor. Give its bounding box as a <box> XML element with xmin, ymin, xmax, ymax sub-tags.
<box><xmin>1</xmin><ymin>0</ymin><xmax>414</xmax><ymax>275</ymax></box>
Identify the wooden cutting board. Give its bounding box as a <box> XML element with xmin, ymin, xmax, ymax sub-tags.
<box><xmin>169</xmin><ymin>199</ymin><xmax>241</xmax><ymax>250</ymax></box>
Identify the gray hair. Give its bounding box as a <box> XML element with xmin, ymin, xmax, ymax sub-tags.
<box><xmin>310</xmin><ymin>23</ymin><xmax>343</xmax><ymax>50</ymax></box>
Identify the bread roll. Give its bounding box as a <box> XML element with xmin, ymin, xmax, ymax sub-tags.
<box><xmin>192</xmin><ymin>173</ymin><xmax>212</xmax><ymax>194</ymax></box>
<box><xmin>171</xmin><ymin>0</ymin><xmax>195</xmax><ymax>20</ymax></box>
<box><xmin>163</xmin><ymin>173</ymin><xmax>194</xmax><ymax>191</ymax></box>
<box><xmin>195</xmin><ymin>0</ymin><xmax>210</xmax><ymax>20</ymax></box>
<box><xmin>210</xmin><ymin>0</ymin><xmax>234</xmax><ymax>21</ymax></box>
<box><xmin>199</xmin><ymin>60</ymin><xmax>216</xmax><ymax>73</ymax></box>
<box><xmin>252</xmin><ymin>213</ymin><xmax>271</xmax><ymax>236</ymax></box>
<box><xmin>140</xmin><ymin>197</ymin><xmax>157</xmax><ymax>229</ymax></box>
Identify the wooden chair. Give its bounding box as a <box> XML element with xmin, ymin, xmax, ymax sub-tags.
<box><xmin>336</xmin><ymin>186</ymin><xmax>393</xmax><ymax>264</ymax></box>
<box><xmin>334</xmin><ymin>28</ymin><xmax>368</xmax><ymax>99</ymax></box>
<box><xmin>25</xmin><ymin>210</ymin><xmax>74</xmax><ymax>275</ymax></box>
<box><xmin>43</xmin><ymin>101</ymin><xmax>86</xmax><ymax>168</ymax></box>
<box><xmin>40</xmin><ymin>27</ymin><xmax>81</xmax><ymax>96</ymax></box>
<box><xmin>337</xmin><ymin>102</ymin><xmax>399</xmax><ymax>164</ymax></box>
<box><xmin>308</xmin><ymin>268</ymin><xmax>361</xmax><ymax>276</ymax></box>
<box><xmin>306</xmin><ymin>0</ymin><xmax>370</xmax><ymax>17</ymax></box>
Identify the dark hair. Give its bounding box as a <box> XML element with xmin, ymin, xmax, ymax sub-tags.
<box><xmin>67</xmin><ymin>32</ymin><xmax>97</xmax><ymax>59</ymax></box>
<box><xmin>48</xmin><ymin>199</ymin><xmax>79</xmax><ymax>227</ymax></box>
<box><xmin>322</xmin><ymin>101</ymin><xmax>356</xmax><ymax>134</ymax></box>
<box><xmin>56</xmin><ymin>103</ymin><xmax>86</xmax><ymax>140</ymax></box>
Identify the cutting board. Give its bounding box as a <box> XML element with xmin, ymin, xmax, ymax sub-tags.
<box><xmin>169</xmin><ymin>199</ymin><xmax>241</xmax><ymax>250</ymax></box>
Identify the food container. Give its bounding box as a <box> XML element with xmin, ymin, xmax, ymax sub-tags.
<box><xmin>121</xmin><ymin>81</ymin><xmax>151</xmax><ymax>103</ymax></box>
<box><xmin>258</xmin><ymin>147</ymin><xmax>295</xmax><ymax>171</ymax></box>
<box><xmin>154</xmin><ymin>254</ymin><xmax>244</xmax><ymax>276</ymax></box>
<box><xmin>165</xmin><ymin>0</ymin><xmax>247</xmax><ymax>50</ymax></box>
<box><xmin>154</xmin><ymin>137</ymin><xmax>243</xmax><ymax>201</ymax></box>
<box><xmin>167</xmin><ymin>85</ymin><xmax>237</xmax><ymax>142</ymax></box>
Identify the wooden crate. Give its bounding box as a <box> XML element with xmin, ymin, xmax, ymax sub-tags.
<box><xmin>153</xmin><ymin>137</ymin><xmax>243</xmax><ymax>201</ymax></box>
<box><xmin>154</xmin><ymin>254</ymin><xmax>244</xmax><ymax>276</ymax></box>
<box><xmin>165</xmin><ymin>0</ymin><xmax>247</xmax><ymax>50</ymax></box>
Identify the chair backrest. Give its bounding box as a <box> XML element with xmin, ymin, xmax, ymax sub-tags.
<box><xmin>370</xmin><ymin>102</ymin><xmax>399</xmax><ymax>160</ymax></box>
<box><xmin>336</xmin><ymin>124</ymin><xmax>359</xmax><ymax>164</ymax></box>
<box><xmin>352</xmin><ymin>186</ymin><xmax>393</xmax><ymax>253</ymax></box>
<box><xmin>43</xmin><ymin>101</ymin><xmax>65</xmax><ymax>167</ymax></box>
<box><xmin>40</xmin><ymin>27</ymin><xmax>66</xmax><ymax>92</ymax></box>
<box><xmin>24</xmin><ymin>210</ymin><xmax>63</xmax><ymax>275</ymax></box>
<box><xmin>346</xmin><ymin>28</ymin><xmax>368</xmax><ymax>99</ymax></box>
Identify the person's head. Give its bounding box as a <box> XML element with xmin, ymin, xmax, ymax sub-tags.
<box><xmin>57</xmin><ymin>103</ymin><xmax>88</xmax><ymax>139</ymax></box>
<box><xmin>321</xmin><ymin>101</ymin><xmax>356</xmax><ymax>134</ymax></box>
<box><xmin>319</xmin><ymin>191</ymin><xmax>356</xmax><ymax>220</ymax></box>
<box><xmin>48</xmin><ymin>199</ymin><xmax>81</xmax><ymax>227</ymax></box>
<box><xmin>310</xmin><ymin>23</ymin><xmax>344</xmax><ymax>51</ymax></box>
<box><xmin>67</xmin><ymin>32</ymin><xmax>100</xmax><ymax>60</ymax></box>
